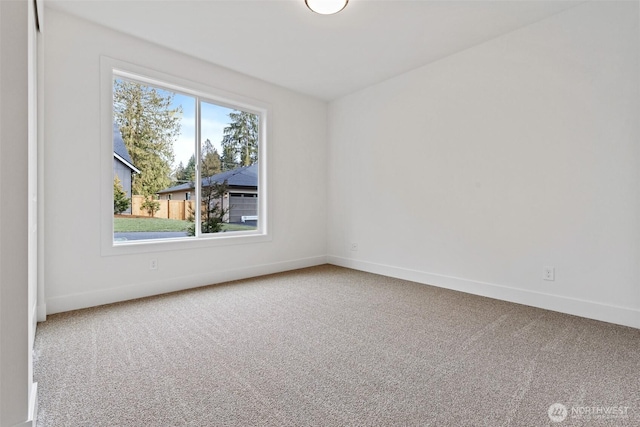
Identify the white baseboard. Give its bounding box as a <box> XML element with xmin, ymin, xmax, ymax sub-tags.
<box><xmin>36</xmin><ymin>303</ymin><xmax>46</xmax><ymax>322</ymax></box>
<box><xmin>46</xmin><ymin>255</ymin><xmax>327</xmax><ymax>315</ymax></box>
<box><xmin>327</xmin><ymin>256</ymin><xmax>640</xmax><ymax>330</ymax></box>
<box><xmin>12</xmin><ymin>382</ymin><xmax>37</xmax><ymax>427</ymax></box>
<box><xmin>44</xmin><ymin>254</ymin><xmax>639</xmax><ymax>329</ymax></box>
<box><xmin>29</xmin><ymin>382</ymin><xmax>37</xmax><ymax>426</ymax></box>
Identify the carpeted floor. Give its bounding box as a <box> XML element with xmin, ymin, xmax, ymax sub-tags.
<box><xmin>34</xmin><ymin>265</ymin><xmax>640</xmax><ymax>426</ymax></box>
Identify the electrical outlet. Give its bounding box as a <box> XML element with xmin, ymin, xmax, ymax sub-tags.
<box><xmin>543</xmin><ymin>266</ymin><xmax>555</xmax><ymax>281</ymax></box>
<box><xmin>350</xmin><ymin>242</ymin><xmax>358</xmax><ymax>252</ymax></box>
<box><xmin>150</xmin><ymin>259</ymin><xmax>158</xmax><ymax>270</ymax></box>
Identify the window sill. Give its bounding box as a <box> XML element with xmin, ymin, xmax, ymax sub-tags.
<box><xmin>102</xmin><ymin>230</ymin><xmax>271</xmax><ymax>256</ymax></box>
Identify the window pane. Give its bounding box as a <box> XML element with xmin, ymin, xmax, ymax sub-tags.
<box><xmin>113</xmin><ymin>78</ymin><xmax>196</xmax><ymax>242</ymax></box>
<box><xmin>199</xmin><ymin>101</ymin><xmax>259</xmax><ymax>234</ymax></box>
<box><xmin>110</xmin><ymin>71</ymin><xmax>264</xmax><ymax>246</ymax></box>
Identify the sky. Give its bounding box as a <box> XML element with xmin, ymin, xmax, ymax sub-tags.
<box><xmin>171</xmin><ymin>92</ymin><xmax>235</xmax><ymax>169</ymax></box>
<box><xmin>114</xmin><ymin>77</ymin><xmax>240</xmax><ymax>171</ymax></box>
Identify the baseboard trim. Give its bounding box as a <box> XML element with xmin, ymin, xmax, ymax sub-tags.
<box><xmin>46</xmin><ymin>255</ymin><xmax>327</xmax><ymax>315</ymax></box>
<box><xmin>28</xmin><ymin>382</ymin><xmax>37</xmax><ymax>426</ymax></box>
<box><xmin>36</xmin><ymin>303</ymin><xmax>46</xmax><ymax>322</ymax></box>
<box><xmin>11</xmin><ymin>382</ymin><xmax>37</xmax><ymax>427</ymax></box>
<box><xmin>45</xmin><ymin>254</ymin><xmax>639</xmax><ymax>329</ymax></box>
<box><xmin>327</xmin><ymin>256</ymin><xmax>640</xmax><ymax>329</ymax></box>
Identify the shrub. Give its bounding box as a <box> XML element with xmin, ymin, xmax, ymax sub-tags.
<box><xmin>141</xmin><ymin>196</ymin><xmax>161</xmax><ymax>217</ymax></box>
<box><xmin>113</xmin><ymin>177</ymin><xmax>131</xmax><ymax>214</ymax></box>
<box><xmin>187</xmin><ymin>180</ymin><xmax>228</xmax><ymax>236</ymax></box>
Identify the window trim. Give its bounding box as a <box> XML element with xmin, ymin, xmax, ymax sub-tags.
<box><xmin>100</xmin><ymin>57</ymin><xmax>270</xmax><ymax>256</ymax></box>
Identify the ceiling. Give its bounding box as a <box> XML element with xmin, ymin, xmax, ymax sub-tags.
<box><xmin>47</xmin><ymin>0</ymin><xmax>583</xmax><ymax>101</ymax></box>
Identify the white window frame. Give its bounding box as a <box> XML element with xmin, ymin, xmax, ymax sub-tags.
<box><xmin>100</xmin><ymin>57</ymin><xmax>270</xmax><ymax>256</ymax></box>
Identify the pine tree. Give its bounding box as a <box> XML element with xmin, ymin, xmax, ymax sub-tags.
<box><xmin>173</xmin><ymin>156</ymin><xmax>195</xmax><ymax>185</ymax></box>
<box><xmin>187</xmin><ymin>180</ymin><xmax>228</xmax><ymax>235</ymax></box>
<box><xmin>114</xmin><ymin>79</ymin><xmax>181</xmax><ymax>196</ymax></box>
<box><xmin>220</xmin><ymin>144</ymin><xmax>237</xmax><ymax>172</ymax></box>
<box><xmin>173</xmin><ymin>161</ymin><xmax>185</xmax><ymax>185</ymax></box>
<box><xmin>186</xmin><ymin>139</ymin><xmax>226</xmax><ymax>236</ymax></box>
<box><xmin>113</xmin><ymin>177</ymin><xmax>131</xmax><ymax>214</ymax></box>
<box><xmin>140</xmin><ymin>196</ymin><xmax>161</xmax><ymax>217</ymax></box>
<box><xmin>220</xmin><ymin>110</ymin><xmax>258</xmax><ymax>169</ymax></box>
<box><xmin>202</xmin><ymin>139</ymin><xmax>222</xmax><ymax>177</ymax></box>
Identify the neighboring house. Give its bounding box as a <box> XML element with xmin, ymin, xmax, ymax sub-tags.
<box><xmin>113</xmin><ymin>124</ymin><xmax>140</xmax><ymax>214</ymax></box>
<box><xmin>158</xmin><ymin>164</ymin><xmax>258</xmax><ymax>223</ymax></box>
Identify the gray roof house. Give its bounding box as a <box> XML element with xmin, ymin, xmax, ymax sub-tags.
<box><xmin>113</xmin><ymin>124</ymin><xmax>140</xmax><ymax>214</ymax></box>
<box><xmin>158</xmin><ymin>164</ymin><xmax>258</xmax><ymax>223</ymax></box>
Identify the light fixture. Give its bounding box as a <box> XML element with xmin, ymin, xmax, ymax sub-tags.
<box><xmin>305</xmin><ymin>0</ymin><xmax>348</xmax><ymax>15</ymax></box>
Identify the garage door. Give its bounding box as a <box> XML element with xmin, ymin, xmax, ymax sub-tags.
<box><xmin>229</xmin><ymin>193</ymin><xmax>258</xmax><ymax>223</ymax></box>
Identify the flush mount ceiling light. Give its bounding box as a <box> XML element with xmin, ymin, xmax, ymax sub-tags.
<box><xmin>305</xmin><ymin>0</ymin><xmax>349</xmax><ymax>15</ymax></box>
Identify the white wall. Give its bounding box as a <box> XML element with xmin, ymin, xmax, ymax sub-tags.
<box><xmin>43</xmin><ymin>8</ymin><xmax>328</xmax><ymax>313</ymax></box>
<box><xmin>42</xmin><ymin>2</ymin><xmax>640</xmax><ymax>330</ymax></box>
<box><xmin>328</xmin><ymin>1</ymin><xmax>640</xmax><ymax>328</ymax></box>
<box><xmin>1</xmin><ymin>0</ymin><xmax>32</xmax><ymax>425</ymax></box>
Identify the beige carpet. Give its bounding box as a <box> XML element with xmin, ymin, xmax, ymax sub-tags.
<box><xmin>34</xmin><ymin>265</ymin><xmax>640</xmax><ymax>426</ymax></box>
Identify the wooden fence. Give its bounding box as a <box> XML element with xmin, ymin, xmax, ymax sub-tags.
<box><xmin>130</xmin><ymin>195</ymin><xmax>195</xmax><ymax>220</ymax></box>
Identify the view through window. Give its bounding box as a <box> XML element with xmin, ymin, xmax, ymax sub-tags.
<box><xmin>112</xmin><ymin>75</ymin><xmax>261</xmax><ymax>243</ymax></box>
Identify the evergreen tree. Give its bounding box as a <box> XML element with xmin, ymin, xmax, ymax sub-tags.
<box><xmin>186</xmin><ymin>139</ymin><xmax>226</xmax><ymax>236</ymax></box>
<box><xmin>202</xmin><ymin>139</ymin><xmax>222</xmax><ymax>177</ymax></box>
<box><xmin>200</xmin><ymin>180</ymin><xmax>228</xmax><ymax>233</ymax></box>
<box><xmin>220</xmin><ymin>144</ymin><xmax>237</xmax><ymax>172</ymax></box>
<box><xmin>187</xmin><ymin>180</ymin><xmax>228</xmax><ymax>235</ymax></box>
<box><xmin>220</xmin><ymin>110</ymin><xmax>258</xmax><ymax>169</ymax></box>
<box><xmin>173</xmin><ymin>161</ymin><xmax>185</xmax><ymax>185</ymax></box>
<box><xmin>141</xmin><ymin>196</ymin><xmax>161</xmax><ymax>217</ymax></box>
<box><xmin>113</xmin><ymin>79</ymin><xmax>181</xmax><ymax>196</ymax></box>
<box><xmin>173</xmin><ymin>156</ymin><xmax>195</xmax><ymax>185</ymax></box>
<box><xmin>113</xmin><ymin>177</ymin><xmax>131</xmax><ymax>214</ymax></box>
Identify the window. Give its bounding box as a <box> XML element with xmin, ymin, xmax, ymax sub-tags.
<box><xmin>103</xmin><ymin>61</ymin><xmax>268</xmax><ymax>253</ymax></box>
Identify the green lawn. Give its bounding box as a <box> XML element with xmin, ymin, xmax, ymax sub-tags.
<box><xmin>114</xmin><ymin>217</ymin><xmax>256</xmax><ymax>233</ymax></box>
<box><xmin>114</xmin><ymin>217</ymin><xmax>191</xmax><ymax>232</ymax></box>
